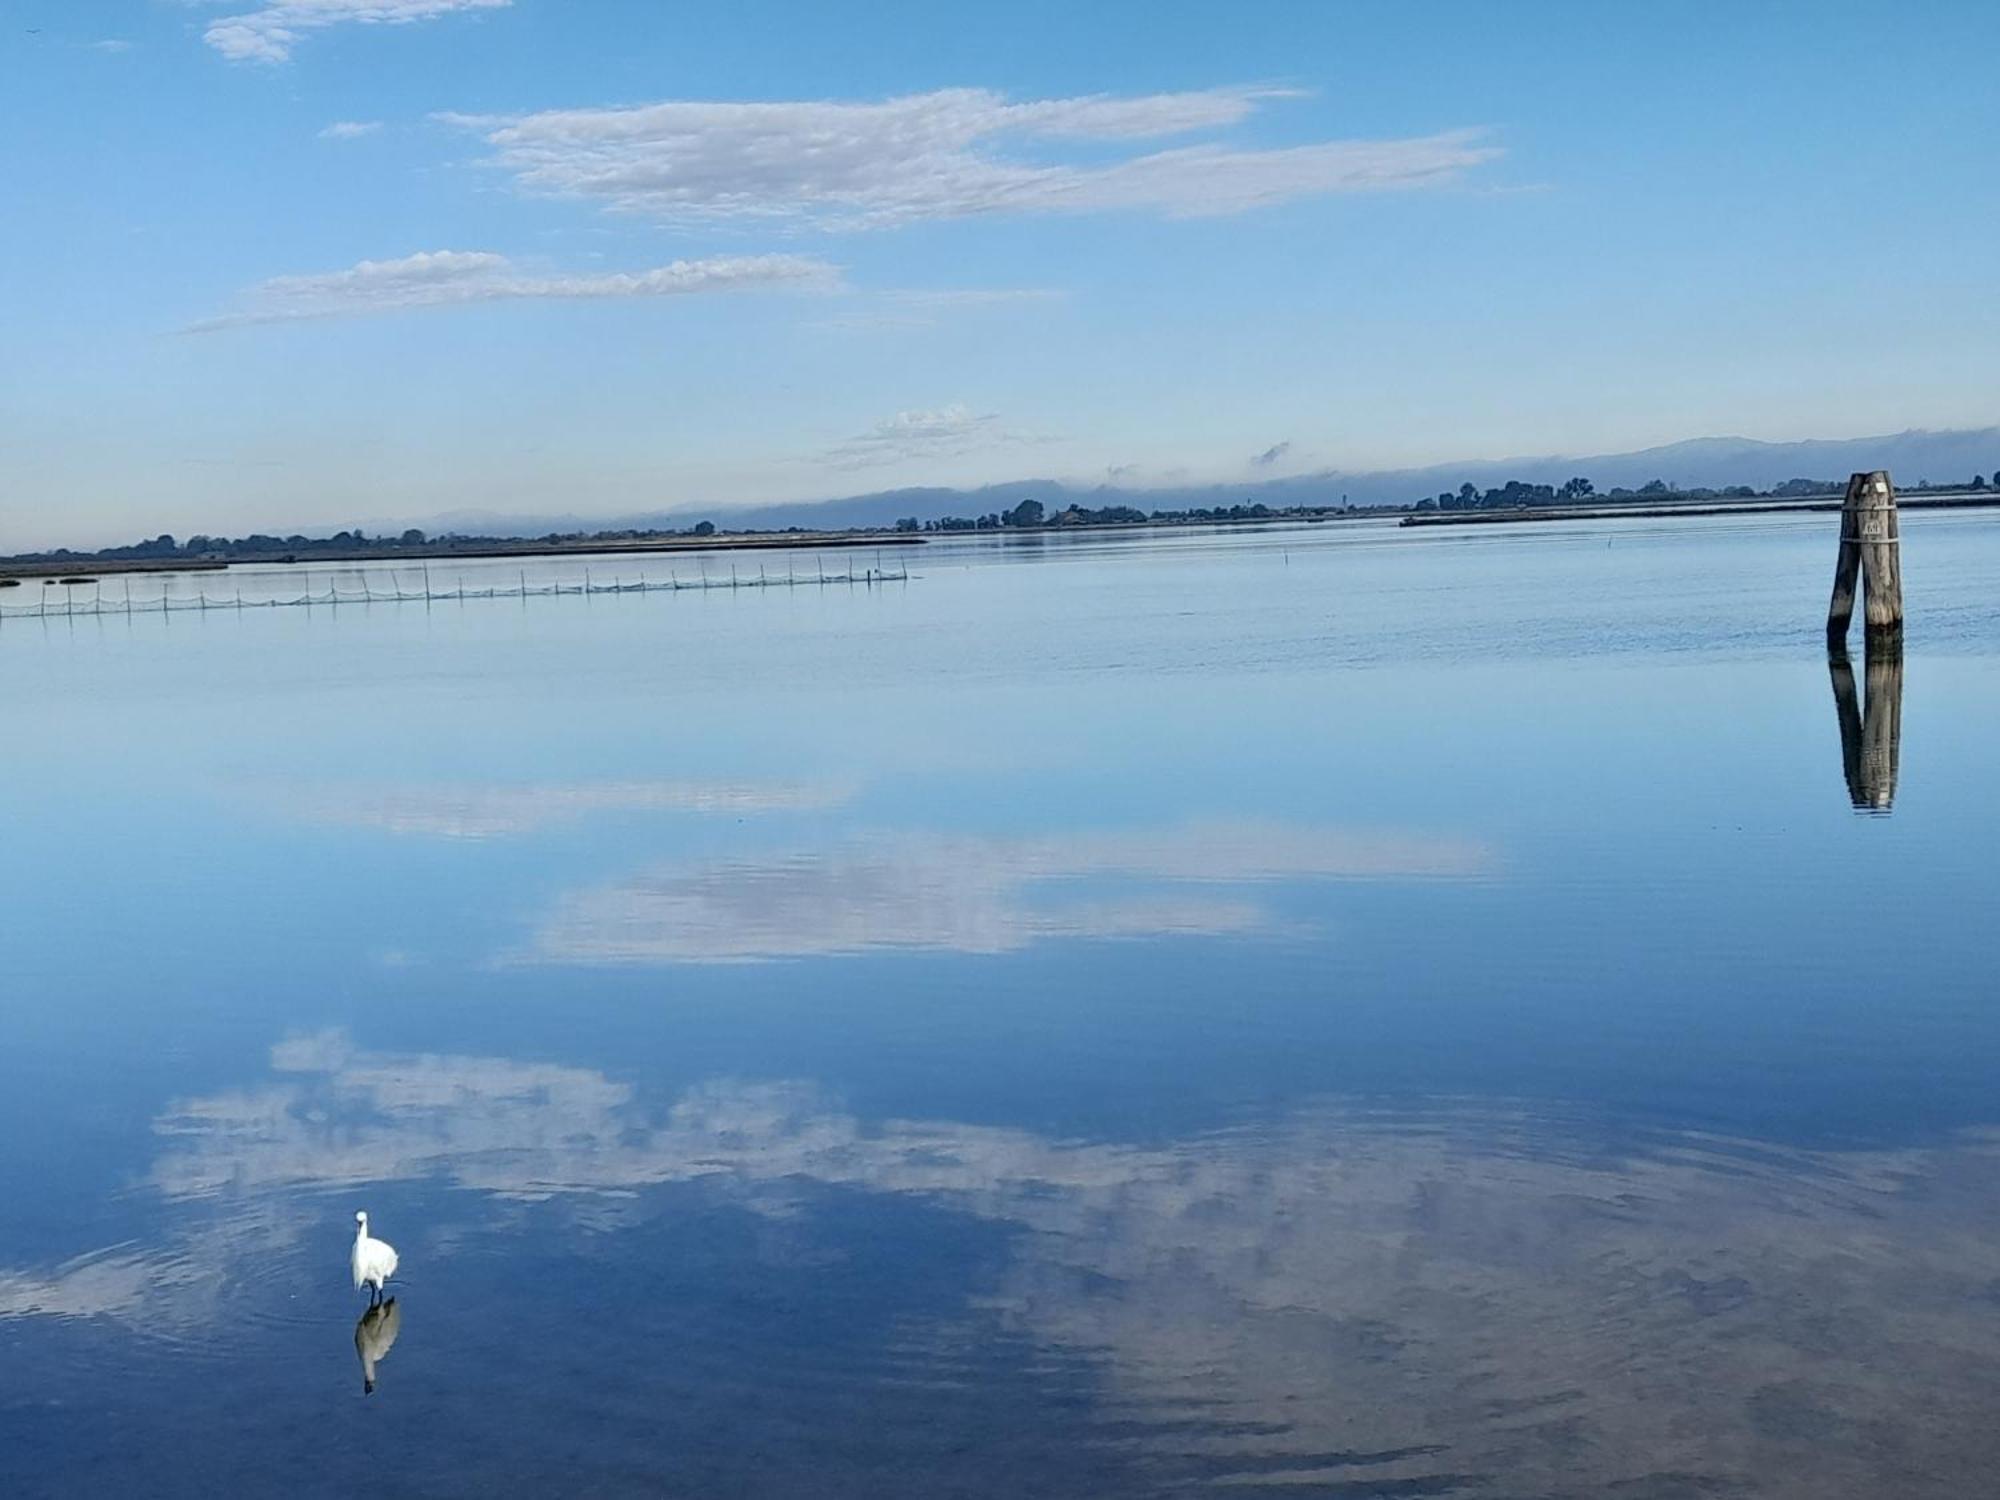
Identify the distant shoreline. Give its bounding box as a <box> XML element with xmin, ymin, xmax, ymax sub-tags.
<box><xmin>1400</xmin><ymin>491</ymin><xmax>1999</xmax><ymax>528</ymax></box>
<box><xmin>0</xmin><ymin>530</ymin><xmax>923</xmax><ymax>582</ymax></box>
<box><xmin>11</xmin><ymin>489</ymin><xmax>1999</xmax><ymax>583</ymax></box>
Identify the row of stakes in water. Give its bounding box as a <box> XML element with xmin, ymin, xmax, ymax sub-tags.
<box><xmin>0</xmin><ymin>558</ymin><xmax>914</xmax><ymax>619</ymax></box>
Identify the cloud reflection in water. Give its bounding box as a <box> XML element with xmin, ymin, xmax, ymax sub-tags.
<box><xmin>279</xmin><ymin>778</ymin><xmax>853</xmax><ymax>839</ymax></box>
<box><xmin>524</xmin><ymin>820</ymin><xmax>1495</xmax><ymax>962</ymax></box>
<box><xmin>13</xmin><ymin>1034</ymin><xmax>2000</xmax><ymax>1492</ymax></box>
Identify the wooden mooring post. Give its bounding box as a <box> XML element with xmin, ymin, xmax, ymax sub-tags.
<box><xmin>1825</xmin><ymin>468</ymin><xmax>1904</xmax><ymax>810</ymax></box>
<box><xmin>1827</xmin><ymin>470</ymin><xmax>1903</xmax><ymax>646</ymax></box>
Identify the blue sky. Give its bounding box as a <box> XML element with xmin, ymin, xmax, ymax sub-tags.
<box><xmin>3</xmin><ymin>0</ymin><xmax>1997</xmax><ymax>546</ymax></box>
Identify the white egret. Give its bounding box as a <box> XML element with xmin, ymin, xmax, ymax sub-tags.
<box><xmin>351</xmin><ymin>1211</ymin><xmax>399</xmax><ymax>1302</ymax></box>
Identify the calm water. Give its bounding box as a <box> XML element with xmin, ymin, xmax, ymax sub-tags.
<box><xmin>4</xmin><ymin>512</ymin><xmax>1998</xmax><ymax>1497</ymax></box>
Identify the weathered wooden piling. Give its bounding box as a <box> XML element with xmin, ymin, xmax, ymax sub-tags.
<box><xmin>1827</xmin><ymin>470</ymin><xmax>1902</xmax><ymax>644</ymax></box>
<box><xmin>1826</xmin><ymin>476</ymin><xmax>1863</xmax><ymax>645</ymax></box>
<box><xmin>1858</xmin><ymin>473</ymin><xmax>1903</xmax><ymax>637</ymax></box>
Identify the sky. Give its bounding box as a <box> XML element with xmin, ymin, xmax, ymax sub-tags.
<box><xmin>3</xmin><ymin>0</ymin><xmax>1997</xmax><ymax>547</ymax></box>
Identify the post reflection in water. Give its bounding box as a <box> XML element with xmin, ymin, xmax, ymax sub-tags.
<box><xmin>1828</xmin><ymin>644</ymin><xmax>1904</xmax><ymax>812</ymax></box>
<box><xmin>354</xmin><ymin>1297</ymin><xmax>401</xmax><ymax>1396</ymax></box>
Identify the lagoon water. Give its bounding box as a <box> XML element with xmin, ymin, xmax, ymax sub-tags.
<box><xmin>4</xmin><ymin>512</ymin><xmax>1999</xmax><ymax>1497</ymax></box>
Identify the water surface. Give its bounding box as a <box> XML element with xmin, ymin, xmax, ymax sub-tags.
<box><xmin>4</xmin><ymin>512</ymin><xmax>1998</xmax><ymax>1496</ymax></box>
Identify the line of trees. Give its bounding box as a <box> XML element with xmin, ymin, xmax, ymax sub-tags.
<box><xmin>1416</xmin><ymin>470</ymin><xmax>1998</xmax><ymax>512</ymax></box>
<box><xmin>909</xmin><ymin>499</ymin><xmax>1307</xmax><ymax>532</ymax></box>
<box><xmin>23</xmin><ymin>527</ymin><xmax>438</xmax><ymax>563</ymax></box>
<box><xmin>904</xmin><ymin>498</ymin><xmax>1051</xmax><ymax>532</ymax></box>
<box><xmin>1415</xmin><ymin>476</ymin><xmax>1774</xmax><ymax>512</ymax></box>
<box><xmin>4</xmin><ymin>521</ymin><xmax>739</xmax><ymax>566</ymax></box>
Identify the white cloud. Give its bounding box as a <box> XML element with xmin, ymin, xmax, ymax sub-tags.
<box><xmin>816</xmin><ymin>403</ymin><xmax>1048</xmax><ymax>471</ymax></box>
<box><xmin>319</xmin><ymin>119</ymin><xmax>383</xmax><ymax>140</ymax></box>
<box><xmin>202</xmin><ymin>0</ymin><xmax>509</xmax><ymax>64</ymax></box>
<box><xmin>522</xmin><ymin>821</ymin><xmax>1494</xmax><ymax>964</ymax></box>
<box><xmin>88</xmin><ymin>39</ymin><xmax>136</xmax><ymax>53</ymax></box>
<box><xmin>442</xmin><ymin>87</ymin><xmax>1499</xmax><ymax>229</ymax></box>
<box><xmin>189</xmin><ymin>249</ymin><xmax>839</xmax><ymax>331</ymax></box>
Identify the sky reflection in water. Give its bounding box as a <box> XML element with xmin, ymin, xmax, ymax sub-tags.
<box><xmin>3</xmin><ymin>514</ymin><xmax>1999</xmax><ymax>1496</ymax></box>
<box><xmin>521</xmin><ymin>820</ymin><xmax>1493</xmax><ymax>962</ymax></box>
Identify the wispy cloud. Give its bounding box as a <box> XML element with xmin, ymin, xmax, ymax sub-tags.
<box><xmin>202</xmin><ymin>0</ymin><xmax>509</xmax><ymax>64</ymax></box>
<box><xmin>1252</xmin><ymin>440</ymin><xmax>1293</xmax><ymax>468</ymax></box>
<box><xmin>88</xmin><ymin>39</ymin><xmax>135</xmax><ymax>53</ymax></box>
<box><xmin>814</xmin><ymin>403</ymin><xmax>1053</xmax><ymax>471</ymax></box>
<box><xmin>441</xmin><ymin>87</ymin><xmax>1500</xmax><ymax>230</ymax></box>
<box><xmin>188</xmin><ymin>249</ymin><xmax>840</xmax><ymax>331</ymax></box>
<box><xmin>319</xmin><ymin>119</ymin><xmax>383</xmax><ymax>140</ymax></box>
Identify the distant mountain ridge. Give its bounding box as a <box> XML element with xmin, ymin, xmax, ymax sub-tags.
<box><xmin>417</xmin><ymin>424</ymin><xmax>2000</xmax><ymax>536</ymax></box>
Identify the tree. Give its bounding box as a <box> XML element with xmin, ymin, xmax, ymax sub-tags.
<box><xmin>1559</xmin><ymin>476</ymin><xmax>1594</xmax><ymax>501</ymax></box>
<box><xmin>1974</xmin><ymin>475</ymin><xmax>1988</xmax><ymax>490</ymax></box>
<box><xmin>1458</xmin><ymin>483</ymin><xmax>1478</xmax><ymax>507</ymax></box>
<box><xmin>1003</xmin><ymin>499</ymin><xmax>1045</xmax><ymax>528</ymax></box>
<box><xmin>894</xmin><ymin>516</ymin><xmax>919</xmax><ymax>532</ymax></box>
<box><xmin>692</xmin><ymin>520</ymin><xmax>716</xmax><ymax>537</ymax></box>
<box><xmin>401</xmin><ymin>528</ymin><xmax>427</xmax><ymax>546</ymax></box>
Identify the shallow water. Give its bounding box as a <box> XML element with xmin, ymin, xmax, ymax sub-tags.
<box><xmin>3</xmin><ymin>512</ymin><xmax>1998</xmax><ymax>1496</ymax></box>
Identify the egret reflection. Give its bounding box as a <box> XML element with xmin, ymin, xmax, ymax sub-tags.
<box><xmin>354</xmin><ymin>1298</ymin><xmax>401</xmax><ymax>1395</ymax></box>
